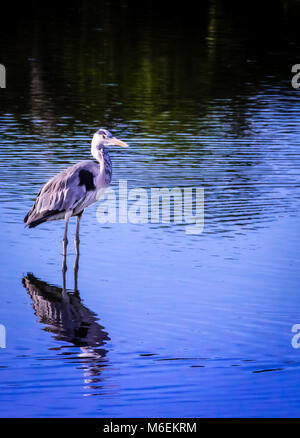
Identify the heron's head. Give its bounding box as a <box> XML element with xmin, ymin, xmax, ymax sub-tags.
<box><xmin>91</xmin><ymin>128</ymin><xmax>128</xmax><ymax>158</ymax></box>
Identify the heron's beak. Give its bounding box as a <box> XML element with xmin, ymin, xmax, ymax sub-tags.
<box><xmin>110</xmin><ymin>137</ymin><xmax>129</xmax><ymax>148</ymax></box>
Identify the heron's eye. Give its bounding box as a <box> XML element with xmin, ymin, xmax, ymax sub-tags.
<box><xmin>98</xmin><ymin>130</ymin><xmax>107</xmax><ymax>138</ymax></box>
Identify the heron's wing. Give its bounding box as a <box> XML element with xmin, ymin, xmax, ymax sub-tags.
<box><xmin>24</xmin><ymin>161</ymin><xmax>99</xmax><ymax>227</ymax></box>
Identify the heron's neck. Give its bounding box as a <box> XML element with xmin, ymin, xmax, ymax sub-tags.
<box><xmin>94</xmin><ymin>148</ymin><xmax>105</xmax><ymax>167</ymax></box>
<box><xmin>95</xmin><ymin>148</ymin><xmax>112</xmax><ymax>185</ymax></box>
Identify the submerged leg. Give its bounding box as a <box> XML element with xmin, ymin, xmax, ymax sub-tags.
<box><xmin>74</xmin><ymin>211</ymin><xmax>83</xmax><ymax>255</ymax></box>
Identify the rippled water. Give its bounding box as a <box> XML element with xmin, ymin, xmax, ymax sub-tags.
<box><xmin>1</xmin><ymin>0</ymin><xmax>300</xmax><ymax>417</ymax></box>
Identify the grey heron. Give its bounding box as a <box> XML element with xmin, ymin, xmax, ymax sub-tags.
<box><xmin>24</xmin><ymin>128</ymin><xmax>128</xmax><ymax>256</ymax></box>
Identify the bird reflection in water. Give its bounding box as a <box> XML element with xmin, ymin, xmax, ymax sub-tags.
<box><xmin>22</xmin><ymin>254</ymin><xmax>110</xmax><ymax>394</ymax></box>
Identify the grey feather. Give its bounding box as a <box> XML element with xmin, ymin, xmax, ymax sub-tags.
<box><xmin>24</xmin><ymin>159</ymin><xmax>109</xmax><ymax>228</ymax></box>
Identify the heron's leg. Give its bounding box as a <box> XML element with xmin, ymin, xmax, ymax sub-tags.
<box><xmin>74</xmin><ymin>211</ymin><xmax>83</xmax><ymax>255</ymax></box>
<box><xmin>62</xmin><ymin>251</ymin><xmax>67</xmax><ymax>272</ymax></box>
<box><xmin>74</xmin><ymin>212</ymin><xmax>82</xmax><ymax>294</ymax></box>
<box><xmin>62</xmin><ymin>216</ymin><xmax>70</xmax><ymax>257</ymax></box>
<box><xmin>74</xmin><ymin>251</ymin><xmax>80</xmax><ymax>295</ymax></box>
<box><xmin>61</xmin><ymin>257</ymin><xmax>70</xmax><ymax>301</ymax></box>
<box><xmin>62</xmin><ymin>233</ymin><xmax>67</xmax><ymax>296</ymax></box>
<box><xmin>62</xmin><ymin>256</ymin><xmax>67</xmax><ymax>290</ymax></box>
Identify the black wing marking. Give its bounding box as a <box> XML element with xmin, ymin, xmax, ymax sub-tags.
<box><xmin>78</xmin><ymin>169</ymin><xmax>96</xmax><ymax>191</ymax></box>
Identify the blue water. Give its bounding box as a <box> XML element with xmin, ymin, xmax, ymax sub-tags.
<box><xmin>0</xmin><ymin>0</ymin><xmax>300</xmax><ymax>418</ymax></box>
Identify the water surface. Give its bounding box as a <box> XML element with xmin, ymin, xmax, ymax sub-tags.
<box><xmin>0</xmin><ymin>0</ymin><xmax>300</xmax><ymax>417</ymax></box>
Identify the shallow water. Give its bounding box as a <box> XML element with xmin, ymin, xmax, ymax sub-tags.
<box><xmin>1</xmin><ymin>0</ymin><xmax>300</xmax><ymax>417</ymax></box>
